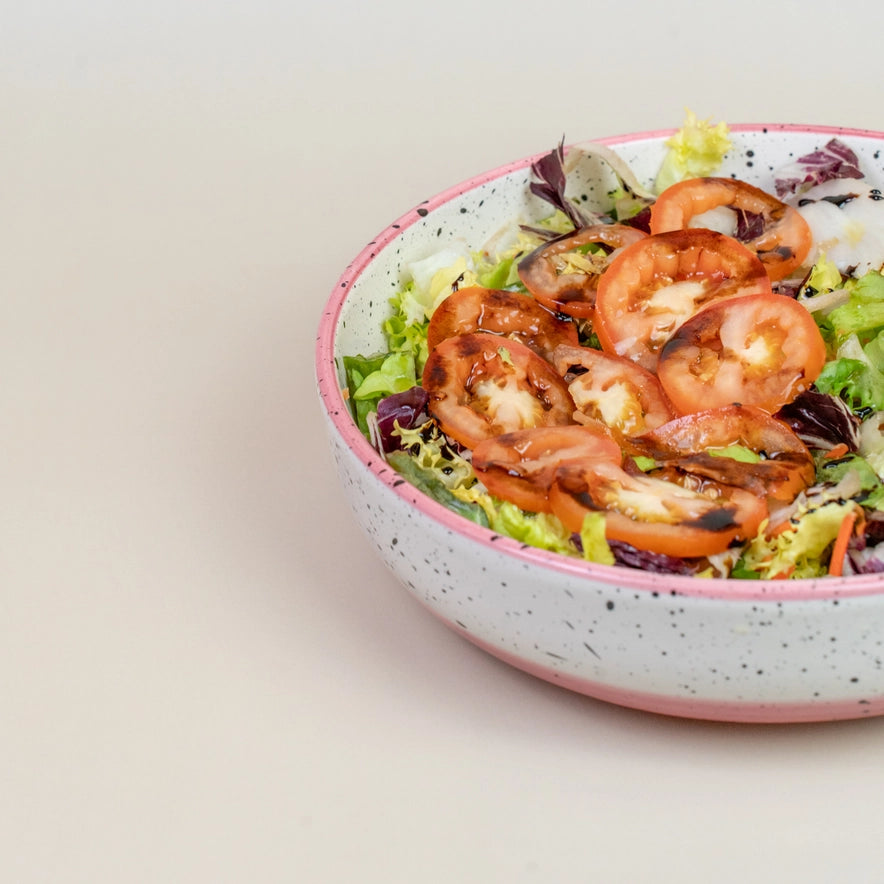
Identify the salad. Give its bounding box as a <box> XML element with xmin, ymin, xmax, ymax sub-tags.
<box><xmin>342</xmin><ymin>113</ymin><xmax>884</xmax><ymax>580</ymax></box>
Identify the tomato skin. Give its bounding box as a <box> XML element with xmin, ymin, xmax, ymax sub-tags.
<box><xmin>549</xmin><ymin>458</ymin><xmax>767</xmax><ymax>558</ymax></box>
<box><xmin>633</xmin><ymin>405</ymin><xmax>815</xmax><ymax>502</ymax></box>
<box><xmin>594</xmin><ymin>228</ymin><xmax>772</xmax><ymax>372</ymax></box>
<box><xmin>551</xmin><ymin>344</ymin><xmax>675</xmax><ymax>439</ymax></box>
<box><xmin>649</xmin><ymin>176</ymin><xmax>812</xmax><ymax>281</ymax></box>
<box><xmin>656</xmin><ymin>293</ymin><xmax>827</xmax><ymax>416</ymax></box>
<box><xmin>472</xmin><ymin>425</ymin><xmax>622</xmax><ymax>514</ymax></box>
<box><xmin>422</xmin><ymin>332</ymin><xmax>575</xmax><ymax>449</ymax></box>
<box><xmin>427</xmin><ymin>285</ymin><xmax>579</xmax><ymax>362</ymax></box>
<box><xmin>517</xmin><ymin>224</ymin><xmax>648</xmax><ymax>319</ymax></box>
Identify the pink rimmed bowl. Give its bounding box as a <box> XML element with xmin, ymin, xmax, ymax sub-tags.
<box><xmin>315</xmin><ymin>124</ymin><xmax>884</xmax><ymax>723</ymax></box>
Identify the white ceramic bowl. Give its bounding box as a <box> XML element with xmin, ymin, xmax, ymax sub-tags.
<box><xmin>316</xmin><ymin>124</ymin><xmax>884</xmax><ymax>723</ymax></box>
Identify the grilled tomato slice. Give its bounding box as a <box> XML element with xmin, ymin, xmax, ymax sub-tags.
<box><xmin>593</xmin><ymin>228</ymin><xmax>772</xmax><ymax>372</ymax></box>
<box><xmin>422</xmin><ymin>332</ymin><xmax>575</xmax><ymax>449</ymax></box>
<box><xmin>472</xmin><ymin>424</ymin><xmax>621</xmax><ymax>514</ymax></box>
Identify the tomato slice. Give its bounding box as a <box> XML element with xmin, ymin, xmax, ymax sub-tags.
<box><xmin>634</xmin><ymin>405</ymin><xmax>815</xmax><ymax>502</ymax></box>
<box><xmin>649</xmin><ymin>176</ymin><xmax>813</xmax><ymax>281</ymax></box>
<box><xmin>422</xmin><ymin>332</ymin><xmax>575</xmax><ymax>449</ymax></box>
<box><xmin>593</xmin><ymin>229</ymin><xmax>772</xmax><ymax>372</ymax></box>
<box><xmin>472</xmin><ymin>425</ymin><xmax>622</xmax><ymax>514</ymax></box>
<box><xmin>549</xmin><ymin>458</ymin><xmax>767</xmax><ymax>558</ymax></box>
<box><xmin>517</xmin><ymin>224</ymin><xmax>648</xmax><ymax>319</ymax></box>
<box><xmin>656</xmin><ymin>293</ymin><xmax>827</xmax><ymax>416</ymax></box>
<box><xmin>427</xmin><ymin>285</ymin><xmax>579</xmax><ymax>362</ymax></box>
<box><xmin>551</xmin><ymin>344</ymin><xmax>675</xmax><ymax>439</ymax></box>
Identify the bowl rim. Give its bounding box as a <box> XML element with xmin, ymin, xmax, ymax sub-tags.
<box><xmin>316</xmin><ymin>123</ymin><xmax>884</xmax><ymax>603</ymax></box>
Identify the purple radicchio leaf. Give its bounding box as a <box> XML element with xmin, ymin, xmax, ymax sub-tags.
<box><xmin>733</xmin><ymin>207</ymin><xmax>766</xmax><ymax>242</ymax></box>
<box><xmin>375</xmin><ymin>386</ymin><xmax>429</xmax><ymax>453</ymax></box>
<box><xmin>865</xmin><ymin>512</ymin><xmax>884</xmax><ymax>545</ymax></box>
<box><xmin>622</xmin><ymin>205</ymin><xmax>652</xmax><ymax>234</ymax></box>
<box><xmin>774</xmin><ymin>138</ymin><xmax>864</xmax><ymax>198</ymax></box>
<box><xmin>847</xmin><ymin>531</ymin><xmax>884</xmax><ymax>574</ymax></box>
<box><xmin>608</xmin><ymin>540</ymin><xmax>699</xmax><ymax>575</ymax></box>
<box><xmin>517</xmin><ymin>223</ymin><xmax>565</xmax><ymax>243</ymax></box>
<box><xmin>844</xmin><ymin>516</ymin><xmax>884</xmax><ymax>574</ymax></box>
<box><xmin>528</xmin><ymin>138</ymin><xmax>593</xmax><ymax>230</ymax></box>
<box><xmin>774</xmin><ymin>389</ymin><xmax>861</xmax><ymax>452</ymax></box>
<box><xmin>772</xmin><ymin>278</ymin><xmax>803</xmax><ymax>298</ymax></box>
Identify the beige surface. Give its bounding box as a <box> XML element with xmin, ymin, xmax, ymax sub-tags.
<box><xmin>5</xmin><ymin>2</ymin><xmax>884</xmax><ymax>881</ymax></box>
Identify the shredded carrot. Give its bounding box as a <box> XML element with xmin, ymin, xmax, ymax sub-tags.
<box><xmin>829</xmin><ymin>508</ymin><xmax>860</xmax><ymax>577</ymax></box>
<box><xmin>770</xmin><ymin>565</ymin><xmax>796</xmax><ymax>580</ymax></box>
<box><xmin>824</xmin><ymin>443</ymin><xmax>850</xmax><ymax>460</ymax></box>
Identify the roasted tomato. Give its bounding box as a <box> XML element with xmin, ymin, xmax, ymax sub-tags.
<box><xmin>593</xmin><ymin>228</ymin><xmax>772</xmax><ymax>372</ymax></box>
<box><xmin>517</xmin><ymin>224</ymin><xmax>648</xmax><ymax>319</ymax></box>
<box><xmin>656</xmin><ymin>293</ymin><xmax>827</xmax><ymax>415</ymax></box>
<box><xmin>633</xmin><ymin>405</ymin><xmax>816</xmax><ymax>502</ymax></box>
<box><xmin>649</xmin><ymin>176</ymin><xmax>813</xmax><ymax>281</ymax></box>
<box><xmin>549</xmin><ymin>458</ymin><xmax>767</xmax><ymax>558</ymax></box>
<box><xmin>472</xmin><ymin>425</ymin><xmax>621</xmax><ymax>514</ymax></box>
<box><xmin>426</xmin><ymin>285</ymin><xmax>579</xmax><ymax>362</ymax></box>
<box><xmin>422</xmin><ymin>332</ymin><xmax>575</xmax><ymax>449</ymax></box>
<box><xmin>551</xmin><ymin>344</ymin><xmax>675</xmax><ymax>439</ymax></box>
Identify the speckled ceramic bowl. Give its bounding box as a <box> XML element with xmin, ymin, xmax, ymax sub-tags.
<box><xmin>316</xmin><ymin>124</ymin><xmax>884</xmax><ymax>723</ymax></box>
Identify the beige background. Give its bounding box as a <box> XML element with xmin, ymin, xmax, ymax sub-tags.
<box><xmin>5</xmin><ymin>1</ymin><xmax>884</xmax><ymax>881</ymax></box>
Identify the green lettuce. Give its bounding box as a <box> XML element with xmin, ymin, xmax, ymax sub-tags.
<box><xmin>654</xmin><ymin>110</ymin><xmax>732</xmax><ymax>194</ymax></box>
<box><xmin>446</xmin><ymin>477</ymin><xmax>607</xmax><ymax>560</ymax></box>
<box><xmin>343</xmin><ymin>352</ymin><xmax>414</xmax><ymax>437</ymax></box>
<box><xmin>391</xmin><ymin>422</ymin><xmax>474</xmax><ymax>490</ymax></box>
<box><xmin>815</xmin><ymin>333</ymin><xmax>884</xmax><ymax>412</ymax></box>
<box><xmin>804</xmin><ymin>254</ymin><xmax>844</xmax><ymax>296</ymax></box>
<box><xmin>489</xmin><ymin>501</ymin><xmax>579</xmax><ymax>555</ymax></box>
<box><xmin>382</xmin><ymin>303</ymin><xmax>429</xmax><ymax>375</ymax></box>
<box><xmin>812</xmin><ymin>269</ymin><xmax>884</xmax><ymax>412</ymax></box>
<box><xmin>738</xmin><ymin>501</ymin><xmax>857</xmax><ymax>580</ymax></box>
<box><xmin>817</xmin><ymin>452</ymin><xmax>884</xmax><ymax>509</ymax></box>
<box><xmin>381</xmin><ymin>248</ymin><xmax>485</xmax><ymax>376</ymax></box>
<box><xmin>350</xmin><ymin>351</ymin><xmax>415</xmax><ymax>400</ymax></box>
<box><xmin>386</xmin><ymin>451</ymin><xmax>489</xmax><ymax>527</ymax></box>
<box><xmin>826</xmin><ymin>271</ymin><xmax>884</xmax><ymax>340</ymax></box>
<box><xmin>579</xmin><ymin>512</ymin><xmax>615</xmax><ymax>565</ymax></box>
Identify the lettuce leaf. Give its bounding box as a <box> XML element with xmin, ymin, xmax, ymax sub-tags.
<box><xmin>343</xmin><ymin>352</ymin><xmax>404</xmax><ymax>437</ymax></box>
<box><xmin>826</xmin><ymin>270</ymin><xmax>884</xmax><ymax>340</ymax></box>
<box><xmin>350</xmin><ymin>351</ymin><xmax>415</xmax><ymax>400</ymax></box>
<box><xmin>815</xmin><ymin>334</ymin><xmax>884</xmax><ymax>412</ymax></box>
<box><xmin>382</xmin><ymin>305</ymin><xmax>429</xmax><ymax>376</ymax></box>
<box><xmin>799</xmin><ymin>254</ymin><xmax>844</xmax><ymax>300</ymax></box>
<box><xmin>401</xmin><ymin>248</ymin><xmax>477</xmax><ymax>325</ymax></box>
<box><xmin>817</xmin><ymin>452</ymin><xmax>884</xmax><ymax>509</ymax></box>
<box><xmin>579</xmin><ymin>512</ymin><xmax>615</xmax><ymax>565</ymax></box>
<box><xmin>738</xmin><ymin>501</ymin><xmax>857</xmax><ymax>579</ymax></box>
<box><xmin>491</xmin><ymin>502</ymin><xmax>580</xmax><ymax>556</ymax></box>
<box><xmin>654</xmin><ymin>110</ymin><xmax>732</xmax><ymax>194</ymax></box>
<box><xmin>390</xmin><ymin>420</ymin><xmax>474</xmax><ymax>490</ymax></box>
<box><xmin>811</xmin><ymin>269</ymin><xmax>884</xmax><ymax>413</ymax></box>
<box><xmin>386</xmin><ymin>451</ymin><xmax>489</xmax><ymax>527</ymax></box>
<box><xmin>382</xmin><ymin>248</ymin><xmax>482</xmax><ymax>375</ymax></box>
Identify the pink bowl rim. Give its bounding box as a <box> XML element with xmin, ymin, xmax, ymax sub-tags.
<box><xmin>316</xmin><ymin>123</ymin><xmax>884</xmax><ymax>603</ymax></box>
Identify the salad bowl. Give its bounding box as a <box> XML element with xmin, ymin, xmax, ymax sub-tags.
<box><xmin>315</xmin><ymin>123</ymin><xmax>884</xmax><ymax>723</ymax></box>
